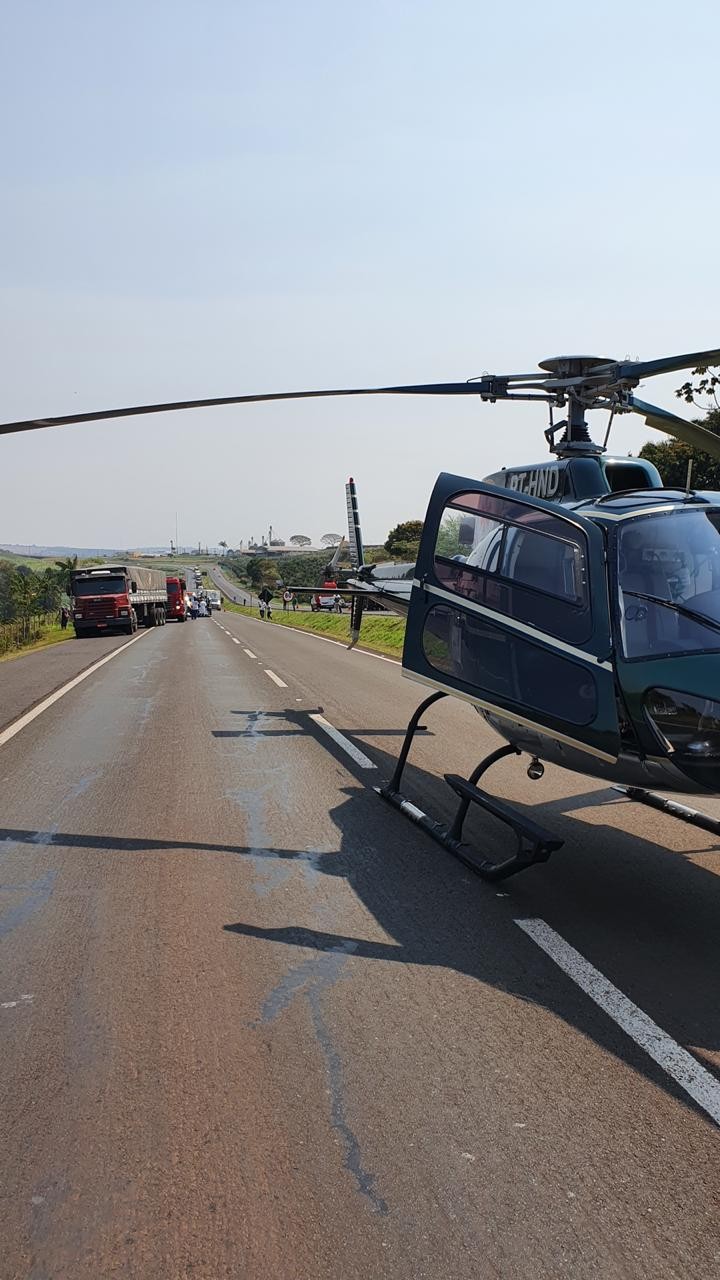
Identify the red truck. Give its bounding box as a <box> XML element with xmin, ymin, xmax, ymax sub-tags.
<box><xmin>71</xmin><ymin>564</ymin><xmax>169</xmax><ymax>636</ymax></box>
<box><xmin>166</xmin><ymin>575</ymin><xmax>188</xmax><ymax>621</ymax></box>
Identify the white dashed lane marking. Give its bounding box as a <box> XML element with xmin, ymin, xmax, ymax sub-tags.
<box><xmin>243</xmin><ymin>648</ymin><xmax>257</xmax><ymax>658</ymax></box>
<box><xmin>308</xmin><ymin>713</ymin><xmax>376</xmax><ymax>770</ymax></box>
<box><xmin>231</xmin><ymin>637</ymin><xmax>240</xmax><ymax>644</ymax></box>
<box><xmin>265</xmin><ymin>669</ymin><xmax>288</xmax><ymax>688</ymax></box>
<box><xmin>516</xmin><ymin>917</ymin><xmax>720</xmax><ymax>1129</ymax></box>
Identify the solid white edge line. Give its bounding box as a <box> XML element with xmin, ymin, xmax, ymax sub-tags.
<box><xmin>309</xmin><ymin>712</ymin><xmax>377</xmax><ymax>769</ymax></box>
<box><xmin>221</xmin><ymin>611</ymin><xmax>401</xmax><ymax>665</ymax></box>
<box><xmin>0</xmin><ymin>631</ymin><xmax>150</xmax><ymax>749</ymax></box>
<box><xmin>265</xmin><ymin>669</ymin><xmax>288</xmax><ymax>688</ymax></box>
<box><xmin>515</xmin><ymin>917</ymin><xmax>720</xmax><ymax>1128</ymax></box>
<box><xmin>243</xmin><ymin>648</ymin><xmax>257</xmax><ymax>659</ymax></box>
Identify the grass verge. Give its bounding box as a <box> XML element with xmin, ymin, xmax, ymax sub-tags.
<box><xmin>221</xmin><ymin>600</ymin><xmax>405</xmax><ymax>658</ymax></box>
<box><xmin>0</xmin><ymin>624</ymin><xmax>73</xmax><ymax>663</ymax></box>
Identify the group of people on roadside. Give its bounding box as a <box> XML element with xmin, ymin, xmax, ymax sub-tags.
<box><xmin>188</xmin><ymin>592</ymin><xmax>210</xmax><ymax>619</ymax></box>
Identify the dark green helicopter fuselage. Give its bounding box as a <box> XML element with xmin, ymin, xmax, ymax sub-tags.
<box><xmin>404</xmin><ymin>456</ymin><xmax>720</xmax><ymax>796</ymax></box>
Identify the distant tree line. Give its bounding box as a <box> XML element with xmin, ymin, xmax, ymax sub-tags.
<box><xmin>225</xmin><ymin>551</ymin><xmax>334</xmax><ymax>592</ymax></box>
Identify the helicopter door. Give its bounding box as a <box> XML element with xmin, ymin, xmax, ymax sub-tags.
<box><xmin>404</xmin><ymin>473</ymin><xmax>620</xmax><ymax>763</ymax></box>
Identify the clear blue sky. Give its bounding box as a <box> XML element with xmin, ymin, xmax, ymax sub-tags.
<box><xmin>1</xmin><ymin>0</ymin><xmax>717</xmax><ymax>549</ymax></box>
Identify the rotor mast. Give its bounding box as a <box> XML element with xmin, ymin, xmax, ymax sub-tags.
<box><xmin>538</xmin><ymin>355</ymin><xmax>611</xmax><ymax>458</ymax></box>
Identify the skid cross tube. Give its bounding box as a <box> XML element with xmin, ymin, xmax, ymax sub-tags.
<box><xmin>378</xmin><ymin>694</ymin><xmax>563</xmax><ymax>881</ymax></box>
<box><xmin>447</xmin><ymin>744</ymin><xmax>519</xmax><ymax>840</ymax></box>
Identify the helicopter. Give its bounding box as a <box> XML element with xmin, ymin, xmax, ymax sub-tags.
<box><xmin>6</xmin><ymin>345</ymin><xmax>720</xmax><ymax>881</ymax></box>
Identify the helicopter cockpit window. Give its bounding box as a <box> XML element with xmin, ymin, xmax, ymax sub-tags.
<box><xmin>434</xmin><ymin>492</ymin><xmax>591</xmax><ymax>644</ymax></box>
<box><xmin>617</xmin><ymin>509</ymin><xmax>720</xmax><ymax>659</ymax></box>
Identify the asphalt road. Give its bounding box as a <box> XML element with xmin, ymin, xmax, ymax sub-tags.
<box><xmin>1</xmin><ymin>612</ymin><xmax>719</xmax><ymax>1279</ymax></box>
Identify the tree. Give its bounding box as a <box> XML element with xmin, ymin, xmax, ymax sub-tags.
<box><xmin>36</xmin><ymin>567</ymin><xmax>63</xmax><ymax>613</ymax></box>
<box><xmin>10</xmin><ymin>569</ymin><xmax>41</xmax><ymax>640</ymax></box>
<box><xmin>384</xmin><ymin>519</ymin><xmax>423</xmax><ymax>560</ymax></box>
<box><xmin>54</xmin><ymin>555</ymin><xmax>78</xmax><ymax>591</ymax></box>
<box><xmin>435</xmin><ymin>513</ymin><xmax>463</xmax><ymax>559</ymax></box>
<box><xmin>639</xmin><ymin>407</ymin><xmax>720</xmax><ymax>490</ymax></box>
<box><xmin>290</xmin><ymin>534</ymin><xmax>312</xmax><ymax>547</ymax></box>
<box><xmin>246</xmin><ymin>557</ymin><xmax>279</xmax><ymax>588</ymax></box>
<box><xmin>245</xmin><ymin>559</ymin><xmax>263</xmax><ymax>586</ymax></box>
<box><xmin>320</xmin><ymin>533</ymin><xmax>343</xmax><ymax>547</ymax></box>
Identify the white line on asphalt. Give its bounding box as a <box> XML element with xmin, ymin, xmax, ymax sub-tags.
<box><xmin>515</xmin><ymin>916</ymin><xmax>720</xmax><ymax>1128</ymax></box>
<box><xmin>265</xmin><ymin>669</ymin><xmax>288</xmax><ymax>688</ymax></box>
<box><xmin>222</xmin><ymin>612</ymin><xmax>401</xmax><ymax>664</ymax></box>
<box><xmin>309</xmin><ymin>713</ymin><xmax>377</xmax><ymax>769</ymax></box>
<box><xmin>297</xmin><ymin>629</ymin><xmax>401</xmax><ymax>664</ymax></box>
<box><xmin>0</xmin><ymin>631</ymin><xmax>150</xmax><ymax>749</ymax></box>
<box><xmin>243</xmin><ymin>648</ymin><xmax>257</xmax><ymax>659</ymax></box>
<box><xmin>231</xmin><ymin>637</ymin><xmax>240</xmax><ymax>644</ymax></box>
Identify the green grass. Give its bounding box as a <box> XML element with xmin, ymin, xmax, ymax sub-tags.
<box><xmin>0</xmin><ymin>551</ymin><xmax>66</xmax><ymax>570</ymax></box>
<box><xmin>221</xmin><ymin>600</ymin><xmax>405</xmax><ymax>658</ymax></box>
<box><xmin>0</xmin><ymin>622</ymin><xmax>73</xmax><ymax>663</ymax></box>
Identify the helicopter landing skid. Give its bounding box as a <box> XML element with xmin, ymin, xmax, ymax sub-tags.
<box><xmin>377</xmin><ymin>691</ymin><xmax>564</xmax><ymax>881</ymax></box>
<box><xmin>612</xmin><ymin>785</ymin><xmax>720</xmax><ymax>838</ymax></box>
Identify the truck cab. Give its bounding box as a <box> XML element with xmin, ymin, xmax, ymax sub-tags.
<box><xmin>71</xmin><ymin>564</ymin><xmax>168</xmax><ymax>635</ymax></box>
<box><xmin>166</xmin><ymin>575</ymin><xmax>188</xmax><ymax>621</ymax></box>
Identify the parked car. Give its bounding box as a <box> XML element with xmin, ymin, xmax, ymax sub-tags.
<box><xmin>311</xmin><ymin>593</ymin><xmax>344</xmax><ymax>612</ymax></box>
<box><xmin>207</xmin><ymin>591</ymin><xmax>222</xmax><ymax>611</ymax></box>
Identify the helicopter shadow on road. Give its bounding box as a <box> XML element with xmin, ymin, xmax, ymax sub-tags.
<box><xmin>222</xmin><ymin>708</ymin><xmax>720</xmax><ymax>1112</ymax></box>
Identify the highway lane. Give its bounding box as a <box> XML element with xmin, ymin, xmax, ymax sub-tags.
<box><xmin>209</xmin><ymin>563</ymin><xmax>314</xmax><ymax>611</ymax></box>
<box><xmin>221</xmin><ymin>609</ymin><xmax>720</xmax><ymax>1074</ymax></box>
<box><xmin>209</xmin><ymin>562</ymin><xmax>247</xmax><ymax>604</ymax></box>
<box><xmin>0</xmin><ymin>630</ymin><xmax>145</xmax><ymax>732</ymax></box>
<box><xmin>1</xmin><ymin>615</ymin><xmax>719</xmax><ymax>1278</ymax></box>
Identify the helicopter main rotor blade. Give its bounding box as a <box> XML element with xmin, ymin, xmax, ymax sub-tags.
<box><xmin>0</xmin><ymin>382</ymin><xmax>490</xmax><ymax>437</ymax></box>
<box><xmin>599</xmin><ymin>348</ymin><xmax>720</xmax><ymax>385</ymax></box>
<box><xmin>629</xmin><ymin>397</ymin><xmax>720</xmax><ymax>460</ymax></box>
<box><xmin>327</xmin><ymin>538</ymin><xmax>347</xmax><ymax>572</ymax></box>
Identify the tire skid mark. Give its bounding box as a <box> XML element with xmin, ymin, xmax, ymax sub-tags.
<box><xmin>1</xmin><ymin>766</ymin><xmax>104</xmax><ymax>940</ymax></box>
<box><xmin>254</xmin><ymin>939</ymin><xmax>388</xmax><ymax>1214</ymax></box>
<box><xmin>225</xmin><ymin>707</ymin><xmax>388</xmax><ymax>1211</ymax></box>
<box><xmin>224</xmin><ymin>710</ymin><xmax>298</xmax><ymax>898</ymax></box>
<box><xmin>0</xmin><ymin>867</ymin><xmax>58</xmax><ymax>941</ymax></box>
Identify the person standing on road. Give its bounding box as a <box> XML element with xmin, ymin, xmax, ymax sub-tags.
<box><xmin>60</xmin><ymin>605</ymin><xmax>69</xmax><ymax>630</ymax></box>
<box><xmin>258</xmin><ymin>585</ymin><xmax>273</xmax><ymax>620</ymax></box>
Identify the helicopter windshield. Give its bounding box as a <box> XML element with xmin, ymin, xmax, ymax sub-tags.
<box><xmin>617</xmin><ymin>507</ymin><xmax>720</xmax><ymax>659</ymax></box>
